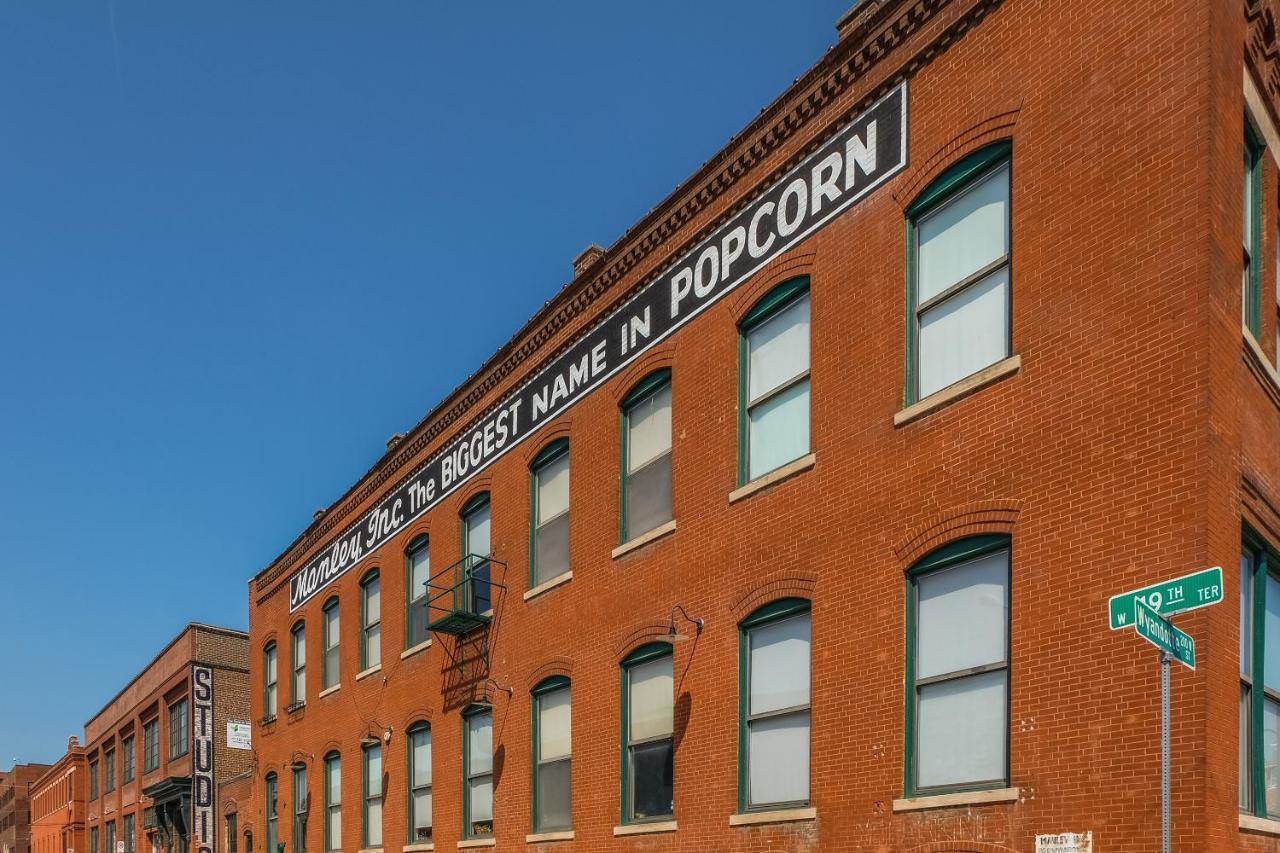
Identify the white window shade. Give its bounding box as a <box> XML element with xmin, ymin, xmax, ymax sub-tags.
<box><xmin>629</xmin><ymin>656</ymin><xmax>673</xmax><ymax>741</ymax></box>
<box><xmin>325</xmin><ymin>606</ymin><xmax>339</xmax><ymax>649</ymax></box>
<box><xmin>266</xmin><ymin>647</ymin><xmax>277</xmax><ymax>682</ymax></box>
<box><xmin>468</xmin><ymin>713</ymin><xmax>493</xmax><ymax>774</ymax></box>
<box><xmin>748</xmin><ymin>296</ymin><xmax>810</xmax><ymax>401</ymax></box>
<box><xmin>750</xmin><ymin>614</ymin><xmax>811</xmax><ymax>715</ymax></box>
<box><xmin>917</xmin><ymin>164</ymin><xmax>1009</xmax><ymax>303</ymax></box>
<box><xmin>1266</xmin><ymin>574</ymin><xmax>1280</xmax><ymax>691</ymax></box>
<box><xmin>366</xmin><ymin>746</ymin><xmax>382</xmax><ymax>796</ymax></box>
<box><xmin>327</xmin><ymin>759</ymin><xmax>341</xmax><ymax>802</ymax></box>
<box><xmin>469</xmin><ymin>777</ymin><xmax>493</xmax><ymax>822</ymax></box>
<box><xmin>410</xmin><ymin>547</ymin><xmax>430</xmax><ymax>601</ymax></box>
<box><xmin>364</xmin><ymin>580</ymin><xmax>380</xmax><ymax>625</ymax></box>
<box><xmin>412</xmin><ymin>730</ymin><xmax>431</xmax><ymax>787</ymax></box>
<box><xmin>748</xmin><ymin>380</ymin><xmax>810</xmax><ymax>481</ymax></box>
<box><xmin>294</xmin><ymin>632</ymin><xmax>306</xmax><ymax>667</ymax></box>
<box><xmin>466</xmin><ymin>505</ymin><xmax>491</xmax><ymax>557</ymax></box>
<box><xmin>413</xmin><ymin>789</ymin><xmax>432</xmax><ymax>830</ymax></box>
<box><xmin>917</xmin><ymin>267</ymin><xmax>1009</xmax><ymax>398</ymax></box>
<box><xmin>628</xmin><ymin>385</ymin><xmax>672</xmax><ymax>472</ymax></box>
<box><xmin>539</xmin><ymin>688</ymin><xmax>572</xmax><ymax>762</ymax></box>
<box><xmin>749</xmin><ymin>711</ymin><xmax>809</xmax><ymax>805</ymax></box>
<box><xmin>917</xmin><ymin>550</ymin><xmax>1008</xmax><ymax>680</ymax></box>
<box><xmin>916</xmin><ymin>669</ymin><xmax>1006</xmax><ymax>789</ymax></box>
<box><xmin>366</xmin><ymin>799</ymin><xmax>382</xmax><ymax>846</ymax></box>
<box><xmin>537</xmin><ymin>453</ymin><xmax>570</xmax><ymax>523</ymax></box>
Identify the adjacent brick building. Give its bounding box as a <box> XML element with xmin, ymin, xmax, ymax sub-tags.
<box><xmin>29</xmin><ymin>738</ymin><xmax>88</xmax><ymax>853</ymax></box>
<box><xmin>1</xmin><ymin>763</ymin><xmax>54</xmax><ymax>853</ymax></box>
<box><xmin>245</xmin><ymin>1</ymin><xmax>1280</xmax><ymax>850</ymax></box>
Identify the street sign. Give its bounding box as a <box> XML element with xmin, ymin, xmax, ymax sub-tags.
<box><xmin>1108</xmin><ymin>566</ymin><xmax>1223</xmax><ymax>629</ymax></box>
<box><xmin>1133</xmin><ymin>598</ymin><xmax>1196</xmax><ymax>669</ymax></box>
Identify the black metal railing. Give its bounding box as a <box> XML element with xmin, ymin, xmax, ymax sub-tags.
<box><xmin>426</xmin><ymin>553</ymin><xmax>506</xmax><ymax>636</ymax></box>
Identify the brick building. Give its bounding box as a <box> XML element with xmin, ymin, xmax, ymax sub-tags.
<box><xmin>29</xmin><ymin>738</ymin><xmax>88</xmax><ymax>853</ymax></box>
<box><xmin>1</xmin><ymin>763</ymin><xmax>54</xmax><ymax>853</ymax></box>
<box><xmin>84</xmin><ymin>625</ymin><xmax>251</xmax><ymax>853</ymax></box>
<box><xmin>245</xmin><ymin>0</ymin><xmax>1280</xmax><ymax>850</ymax></box>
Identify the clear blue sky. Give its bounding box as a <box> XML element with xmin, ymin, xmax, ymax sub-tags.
<box><xmin>0</xmin><ymin>1</ymin><xmax>850</xmax><ymax>767</ymax></box>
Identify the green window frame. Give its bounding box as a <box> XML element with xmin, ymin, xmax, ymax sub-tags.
<box><xmin>89</xmin><ymin>759</ymin><xmax>99</xmax><ymax>800</ymax></box>
<box><xmin>121</xmin><ymin>735</ymin><xmax>135</xmax><ymax>784</ymax></box>
<box><xmin>407</xmin><ymin>722</ymin><xmax>432</xmax><ymax>843</ymax></box>
<box><xmin>462</xmin><ymin>705</ymin><xmax>494</xmax><ymax>839</ymax></box>
<box><xmin>103</xmin><ymin>748</ymin><xmax>115</xmax><ymax>793</ymax></box>
<box><xmin>619</xmin><ymin>642</ymin><xmax>674</xmax><ymax>825</ymax></box>
<box><xmin>142</xmin><ymin>720</ymin><xmax>159</xmax><ymax>773</ymax></box>
<box><xmin>531</xmin><ymin>676</ymin><xmax>572</xmax><ymax>833</ymax></box>
<box><xmin>323</xmin><ymin>752</ymin><xmax>341</xmax><ymax>853</ymax></box>
<box><xmin>737</xmin><ymin>598</ymin><xmax>811</xmax><ymax>812</ymax></box>
<box><xmin>290</xmin><ymin>622</ymin><xmax>306</xmax><ymax>706</ymax></box>
<box><xmin>360</xmin><ymin>570</ymin><xmax>381</xmax><ymax>671</ymax></box>
<box><xmin>904</xmin><ymin>534</ymin><xmax>1011</xmax><ymax>797</ymax></box>
<box><xmin>362</xmin><ymin>743</ymin><xmax>383</xmax><ymax>848</ymax></box>
<box><xmin>122</xmin><ymin>813</ymin><xmax>135</xmax><ymax>853</ymax></box>
<box><xmin>405</xmin><ymin>535</ymin><xmax>431</xmax><ymax>650</ymax></box>
<box><xmin>1245</xmin><ymin>116</ymin><xmax>1265</xmax><ymax>337</ymax></box>
<box><xmin>460</xmin><ymin>493</ymin><xmax>493</xmax><ymax>616</ymax></box>
<box><xmin>619</xmin><ymin>370</ymin><xmax>673</xmax><ymax>544</ymax></box>
<box><xmin>263</xmin><ymin>642</ymin><xmax>278</xmax><ymax>719</ymax></box>
<box><xmin>529</xmin><ymin>439</ymin><xmax>571</xmax><ymax>589</ymax></box>
<box><xmin>1241</xmin><ymin>531</ymin><xmax>1279</xmax><ymax>818</ymax></box>
<box><xmin>737</xmin><ymin>278</ymin><xmax>811</xmax><ymax>485</ymax></box>
<box><xmin>904</xmin><ymin>141</ymin><xmax>1013</xmax><ymax>405</ymax></box>
<box><xmin>264</xmin><ymin>773</ymin><xmax>279</xmax><ymax>853</ymax></box>
<box><xmin>322</xmin><ymin>598</ymin><xmax>340</xmax><ymax>690</ymax></box>
<box><xmin>292</xmin><ymin>764</ymin><xmax>307</xmax><ymax>853</ymax></box>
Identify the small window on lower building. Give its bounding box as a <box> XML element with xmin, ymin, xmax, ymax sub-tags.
<box><xmin>463</xmin><ymin>707</ymin><xmax>494</xmax><ymax>838</ymax></box>
<box><xmin>122</xmin><ymin>814</ymin><xmax>135</xmax><ymax>853</ymax></box>
<box><xmin>532</xmin><ymin>677</ymin><xmax>571</xmax><ymax>833</ymax></box>
<box><xmin>622</xmin><ymin>644</ymin><xmax>674</xmax><ymax>823</ymax></box>
<box><xmin>225</xmin><ymin>815</ymin><xmax>237</xmax><ymax>853</ymax></box>
<box><xmin>740</xmin><ymin>599</ymin><xmax>811</xmax><ymax>810</ymax></box>
<box><xmin>104</xmin><ymin>822</ymin><xmax>115</xmax><ymax>853</ymax></box>
<box><xmin>408</xmin><ymin>723</ymin><xmax>432</xmax><ymax>842</ymax></box>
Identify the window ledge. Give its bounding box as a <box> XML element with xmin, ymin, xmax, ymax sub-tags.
<box><xmin>612</xmin><ymin>519</ymin><xmax>677</xmax><ymax>559</ymax></box>
<box><xmin>613</xmin><ymin>821</ymin><xmax>677</xmax><ymax>836</ymax></box>
<box><xmin>523</xmin><ymin>571</ymin><xmax>573</xmax><ymax>602</ymax></box>
<box><xmin>892</xmin><ymin>787</ymin><xmax>1019</xmax><ymax>812</ymax></box>
<box><xmin>729</xmin><ymin>807</ymin><xmax>816</xmax><ymax>826</ymax></box>
<box><xmin>356</xmin><ymin>664</ymin><xmax>382</xmax><ymax>682</ymax></box>
<box><xmin>894</xmin><ymin>355</ymin><xmax>1021</xmax><ymax>427</ymax></box>
<box><xmin>1240</xmin><ymin>813</ymin><xmax>1280</xmax><ymax>835</ymax></box>
<box><xmin>402</xmin><ymin>844</ymin><xmax>435</xmax><ymax>852</ymax></box>
<box><xmin>359</xmin><ymin>848</ymin><xmax>385</xmax><ymax>853</ymax></box>
<box><xmin>400</xmin><ymin>640</ymin><xmax>433</xmax><ymax>661</ymax></box>
<box><xmin>729</xmin><ymin>454</ymin><xmax>816</xmax><ymax>504</ymax></box>
<box><xmin>318</xmin><ymin>684</ymin><xmax>342</xmax><ymax>699</ymax></box>
<box><xmin>456</xmin><ymin>840</ymin><xmax>495</xmax><ymax>850</ymax></box>
<box><xmin>1242</xmin><ymin>325</ymin><xmax>1280</xmax><ymax>409</ymax></box>
<box><xmin>525</xmin><ymin>830</ymin><xmax>574</xmax><ymax>843</ymax></box>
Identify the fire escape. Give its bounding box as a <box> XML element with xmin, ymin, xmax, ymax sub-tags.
<box><xmin>425</xmin><ymin>552</ymin><xmax>507</xmax><ymax>707</ymax></box>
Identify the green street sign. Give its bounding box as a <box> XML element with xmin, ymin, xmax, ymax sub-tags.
<box><xmin>1133</xmin><ymin>598</ymin><xmax>1196</xmax><ymax>669</ymax></box>
<box><xmin>1108</xmin><ymin>566</ymin><xmax>1223</xmax><ymax>630</ymax></box>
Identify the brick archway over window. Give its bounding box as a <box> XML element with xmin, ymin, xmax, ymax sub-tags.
<box><xmin>892</xmin><ymin>108</ymin><xmax>1021</xmax><ymax>210</ymax></box>
<box><xmin>729</xmin><ymin>570</ymin><xmax>817</xmax><ymax>621</ymax></box>
<box><xmin>612</xmin><ymin>622</ymin><xmax>672</xmax><ymax>661</ymax></box>
<box><xmin>893</xmin><ymin>499</ymin><xmax>1022</xmax><ymax>569</ymax></box>
<box><xmin>525</xmin><ymin>657</ymin><xmax>573</xmax><ymax>691</ymax></box>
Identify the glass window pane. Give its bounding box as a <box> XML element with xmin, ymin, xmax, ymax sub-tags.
<box><xmin>1266</xmin><ymin>574</ymin><xmax>1280</xmax><ymax>692</ymax></box>
<box><xmin>409</xmin><ymin>545</ymin><xmax>430</xmax><ymax>602</ymax></box>
<box><xmin>411</xmin><ymin>729</ymin><xmax>431</xmax><ymax>788</ymax></box>
<box><xmin>294</xmin><ymin>630</ymin><xmax>306</xmax><ymax>668</ymax></box>
<box><xmin>1242</xmin><ymin>685</ymin><xmax>1253</xmax><ymax>811</ymax></box>
<box><xmin>365</xmin><ymin>747</ymin><xmax>382</xmax><ymax>796</ymax></box>
<box><xmin>468</xmin><ymin>713</ymin><xmax>493</xmax><ymax>774</ymax></box>
<box><xmin>328</xmin><ymin>811</ymin><xmax>341</xmax><ymax>852</ymax></box>
<box><xmin>324</xmin><ymin>647</ymin><xmax>340</xmax><ymax>688</ymax></box>
<box><xmin>749</xmin><ymin>613</ymin><xmax>810</xmax><ymax>715</ymax></box>
<box><xmin>917</xmin><ymin>549</ymin><xmax>1008</xmax><ymax>680</ymax></box>
<box><xmin>627</xmin><ymin>384</ymin><xmax>672</xmax><ymax>472</ymax></box>
<box><xmin>918</xmin><ymin>163</ymin><xmax>1009</xmax><ymax>303</ymax></box>
<box><xmin>266</xmin><ymin>647</ymin><xmax>277</xmax><ymax>682</ymax></box>
<box><xmin>625</xmin><ymin>453</ymin><xmax>672</xmax><ymax>539</ymax></box>
<box><xmin>536</xmin><ymin>452</ymin><xmax>570</xmax><ymax>523</ymax></box>
<box><xmin>748</xmin><ymin>295</ymin><xmax>810</xmax><ymax>401</ymax></box>
<box><xmin>748</xmin><ymin>711</ymin><xmax>809</xmax><ymax>806</ymax></box>
<box><xmin>918</xmin><ymin>266</ymin><xmax>1009</xmax><ymax>398</ymax></box>
<box><xmin>327</xmin><ymin>759</ymin><xmax>341</xmax><ymax>803</ymax></box>
<box><xmin>629</xmin><ymin>656</ymin><xmax>673</xmax><ymax>742</ymax></box>
<box><xmin>466</xmin><ymin>504</ymin><xmax>491</xmax><ymax>558</ymax></box>
<box><xmin>1265</xmin><ymin>698</ymin><xmax>1279</xmax><ymax>817</ymax></box>
<box><xmin>365</xmin><ymin>624</ymin><xmax>381</xmax><ymax>668</ymax></box>
<box><xmin>365</xmin><ymin>798</ymin><xmax>382</xmax><ymax>847</ymax></box>
<box><xmin>747</xmin><ymin>379</ymin><xmax>809</xmax><ymax>481</ymax></box>
<box><xmin>468</xmin><ymin>776</ymin><xmax>493</xmax><ymax>824</ymax></box>
<box><xmin>538</xmin><ymin>687</ymin><xmax>572</xmax><ymax>762</ymax></box>
<box><xmin>916</xmin><ymin>669</ymin><xmax>1007</xmax><ymax>790</ymax></box>
<box><xmin>411</xmin><ymin>790</ymin><xmax>432</xmax><ymax>839</ymax></box>
<box><xmin>1246</xmin><ymin>147</ymin><xmax>1254</xmax><ymax>248</ymax></box>
<box><xmin>364</xmin><ymin>579</ymin><xmax>380</xmax><ymax>625</ymax></box>
<box><xmin>535</xmin><ymin>758</ymin><xmax>571</xmax><ymax>832</ymax></box>
<box><xmin>535</xmin><ymin>512</ymin><xmax>570</xmax><ymax>585</ymax></box>
<box><xmin>325</xmin><ymin>606</ymin><xmax>339</xmax><ymax>649</ymax></box>
<box><xmin>1243</xmin><ymin>552</ymin><xmax>1254</xmax><ymax>675</ymax></box>
<box><xmin>630</xmin><ymin>739</ymin><xmax>673</xmax><ymax>820</ymax></box>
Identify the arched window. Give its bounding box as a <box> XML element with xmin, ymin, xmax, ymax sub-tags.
<box><xmin>620</xmin><ymin>371</ymin><xmax>672</xmax><ymax>543</ymax></box>
<box><xmin>362</xmin><ymin>741</ymin><xmax>383</xmax><ymax>848</ymax></box>
<box><xmin>291</xmin><ymin>763</ymin><xmax>307</xmax><ymax>853</ymax></box>
<box><xmin>738</xmin><ymin>278</ymin><xmax>811</xmax><ymax>483</ymax></box>
<box><xmin>360</xmin><ymin>571</ymin><xmax>381</xmax><ymax>671</ymax></box>
<box><xmin>263</xmin><ymin>773</ymin><xmax>278</xmax><ymax>853</ymax></box>
<box><xmin>321</xmin><ymin>598</ymin><xmax>340</xmax><ymax>690</ymax></box>
<box><xmin>405</xmin><ymin>535</ymin><xmax>431</xmax><ymax>650</ymax></box>
<box><xmin>462</xmin><ymin>705</ymin><xmax>494</xmax><ymax>839</ymax></box>
<box><xmin>262</xmin><ymin>643</ymin><xmax>278</xmax><ymax>720</ymax></box>
<box><xmin>532</xmin><ymin>677</ymin><xmax>571</xmax><ymax>832</ymax></box>
<box><xmin>530</xmin><ymin>439</ymin><xmax>570</xmax><ymax>588</ymax></box>
<box><xmin>620</xmin><ymin>643</ymin><xmax>673</xmax><ymax>824</ymax></box>
<box><xmin>461</xmin><ymin>494</ymin><xmax>492</xmax><ymax>615</ymax></box>
<box><xmin>290</xmin><ymin>622</ymin><xmax>306</xmax><ymax>706</ymax></box>
<box><xmin>406</xmin><ymin>722</ymin><xmax>432</xmax><ymax>842</ymax></box>
<box><xmin>322</xmin><ymin>752</ymin><xmax>341</xmax><ymax>853</ymax></box>
<box><xmin>905</xmin><ymin>535</ymin><xmax>1010</xmax><ymax>795</ymax></box>
<box><xmin>738</xmin><ymin>598</ymin><xmax>811</xmax><ymax>811</ymax></box>
<box><xmin>906</xmin><ymin>141</ymin><xmax>1012</xmax><ymax>402</ymax></box>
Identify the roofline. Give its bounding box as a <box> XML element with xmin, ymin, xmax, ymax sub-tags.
<box><xmin>31</xmin><ymin>749</ymin><xmax>84</xmax><ymax>794</ymax></box>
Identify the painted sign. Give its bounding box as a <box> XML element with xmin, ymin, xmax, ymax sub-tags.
<box><xmin>191</xmin><ymin>664</ymin><xmax>215</xmax><ymax>853</ymax></box>
<box><xmin>1035</xmin><ymin>833</ymin><xmax>1092</xmax><ymax>853</ymax></box>
<box><xmin>226</xmin><ymin>719</ymin><xmax>252</xmax><ymax>750</ymax></box>
<box><xmin>285</xmin><ymin>81</ymin><xmax>909</xmax><ymax>611</ymax></box>
<box><xmin>1133</xmin><ymin>599</ymin><xmax>1196</xmax><ymax>669</ymax></box>
<box><xmin>1107</xmin><ymin>566</ymin><xmax>1223</xmax><ymax>629</ymax></box>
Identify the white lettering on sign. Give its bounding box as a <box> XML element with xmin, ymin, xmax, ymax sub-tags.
<box><xmin>1036</xmin><ymin>832</ymin><xmax>1092</xmax><ymax>853</ymax></box>
<box><xmin>191</xmin><ymin>664</ymin><xmax>215</xmax><ymax>853</ymax></box>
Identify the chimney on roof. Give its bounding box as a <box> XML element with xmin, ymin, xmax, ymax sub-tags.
<box><xmin>313</xmin><ymin>508</ymin><xmax>326</xmax><ymax>521</ymax></box>
<box><xmin>572</xmin><ymin>244</ymin><xmax>606</xmax><ymax>277</ymax></box>
<box><xmin>387</xmin><ymin>432</ymin><xmax>404</xmax><ymax>450</ymax></box>
<box><xmin>835</xmin><ymin>0</ymin><xmax>870</xmax><ymax>38</ymax></box>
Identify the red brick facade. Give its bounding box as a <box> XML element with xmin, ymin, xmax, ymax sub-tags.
<box><xmin>245</xmin><ymin>1</ymin><xmax>1280</xmax><ymax>851</ymax></box>
<box><xmin>29</xmin><ymin>739</ymin><xmax>87</xmax><ymax>853</ymax></box>
<box><xmin>2</xmin><ymin>764</ymin><xmax>54</xmax><ymax>853</ymax></box>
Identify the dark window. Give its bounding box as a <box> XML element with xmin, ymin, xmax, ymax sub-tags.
<box><xmin>264</xmin><ymin>774</ymin><xmax>278</xmax><ymax>853</ymax></box>
<box><xmin>225</xmin><ymin>815</ymin><xmax>237</xmax><ymax>853</ymax></box>
<box><xmin>103</xmin><ymin>750</ymin><xmax>115</xmax><ymax>793</ymax></box>
<box><xmin>121</xmin><ymin>737</ymin><xmax>135</xmax><ymax>784</ymax></box>
<box><xmin>292</xmin><ymin>765</ymin><xmax>307</xmax><ymax>853</ymax></box>
<box><xmin>622</xmin><ymin>644</ymin><xmax>673</xmax><ymax>823</ymax></box>
<box><xmin>142</xmin><ymin>721</ymin><xmax>159</xmax><ymax>773</ymax></box>
<box><xmin>461</xmin><ymin>495</ymin><xmax>492</xmax><ymax>615</ymax></box>
<box><xmin>168</xmin><ymin>700</ymin><xmax>189</xmax><ymax>759</ymax></box>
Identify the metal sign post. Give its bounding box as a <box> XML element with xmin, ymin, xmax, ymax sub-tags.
<box><xmin>1160</xmin><ymin>649</ymin><xmax>1171</xmax><ymax>853</ymax></box>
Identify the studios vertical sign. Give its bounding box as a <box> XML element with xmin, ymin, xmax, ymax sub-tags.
<box><xmin>191</xmin><ymin>664</ymin><xmax>215</xmax><ymax>853</ymax></box>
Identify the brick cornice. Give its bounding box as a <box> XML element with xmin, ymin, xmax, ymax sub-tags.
<box><xmin>1246</xmin><ymin>0</ymin><xmax>1280</xmax><ymax>109</ymax></box>
<box><xmin>254</xmin><ymin>0</ymin><xmax>1009</xmax><ymax>597</ymax></box>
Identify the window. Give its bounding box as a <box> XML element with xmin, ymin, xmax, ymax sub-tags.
<box><xmin>225</xmin><ymin>815</ymin><xmax>237</xmax><ymax>853</ymax></box>
<box><xmin>1245</xmin><ymin>118</ymin><xmax>1264</xmax><ymax>336</ymax></box>
<box><xmin>323</xmin><ymin>753</ymin><xmax>341</xmax><ymax>853</ymax></box>
<box><xmin>104</xmin><ymin>822</ymin><xmax>115</xmax><ymax>853</ymax></box>
<box><xmin>169</xmin><ymin>700</ymin><xmax>189</xmax><ymax>758</ymax></box>
<box><xmin>361</xmin><ymin>572</ymin><xmax>381</xmax><ymax>670</ymax></box>
<box><xmin>530</xmin><ymin>441</ymin><xmax>570</xmax><ymax>587</ymax></box>
<box><xmin>289</xmin><ymin>623</ymin><xmax>306</xmax><ymax>706</ymax></box>
<box><xmin>362</xmin><ymin>743</ymin><xmax>383</xmax><ymax>848</ymax></box>
<box><xmin>739</xmin><ymin>599</ymin><xmax>811</xmax><ymax>811</ymax></box>
<box><xmin>407</xmin><ymin>723</ymin><xmax>432</xmax><ymax>842</ymax></box>
<box><xmin>122</xmin><ymin>814</ymin><xmax>134</xmax><ymax>853</ymax></box>
<box><xmin>264</xmin><ymin>774</ymin><xmax>278</xmax><ymax>853</ymax></box>
<box><xmin>322</xmin><ymin>599</ymin><xmax>340</xmax><ymax>690</ymax></box>
<box><xmin>532</xmin><ymin>678</ymin><xmax>571</xmax><ymax>833</ymax></box>
<box><xmin>621</xmin><ymin>644</ymin><xmax>674</xmax><ymax>823</ymax></box>
<box><xmin>739</xmin><ymin>280</ymin><xmax>810</xmax><ymax>483</ymax></box>
<box><xmin>263</xmin><ymin>643</ymin><xmax>278</xmax><ymax>718</ymax></box>
<box><xmin>907</xmin><ymin>142</ymin><xmax>1012</xmax><ymax>401</ymax></box>
<box><xmin>142</xmin><ymin>721</ymin><xmax>159</xmax><ymax>773</ymax></box>
<box><xmin>90</xmin><ymin>827</ymin><xmax>98</xmax><ymax>853</ymax></box>
<box><xmin>620</xmin><ymin>371</ymin><xmax>673</xmax><ymax>542</ymax></box>
<box><xmin>906</xmin><ymin>536</ymin><xmax>1010</xmax><ymax>795</ymax></box>
<box><xmin>89</xmin><ymin>760</ymin><xmax>99</xmax><ymax>800</ymax></box>
<box><xmin>121</xmin><ymin>736</ymin><xmax>135</xmax><ymax>784</ymax></box>
<box><xmin>462</xmin><ymin>707</ymin><xmax>493</xmax><ymax>838</ymax></box>
<box><xmin>461</xmin><ymin>495</ymin><xmax>492</xmax><ymax>615</ymax></box>
<box><xmin>1241</xmin><ymin>536</ymin><xmax>1280</xmax><ymax>818</ymax></box>
<box><xmin>292</xmin><ymin>765</ymin><xmax>307</xmax><ymax>853</ymax></box>
<box><xmin>103</xmin><ymin>750</ymin><xmax>115</xmax><ymax>793</ymax></box>
<box><xmin>405</xmin><ymin>536</ymin><xmax>431</xmax><ymax>649</ymax></box>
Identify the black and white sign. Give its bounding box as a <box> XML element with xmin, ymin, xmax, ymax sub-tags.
<box><xmin>287</xmin><ymin>82</ymin><xmax>908</xmax><ymax>611</ymax></box>
<box><xmin>191</xmin><ymin>664</ymin><xmax>215</xmax><ymax>853</ymax></box>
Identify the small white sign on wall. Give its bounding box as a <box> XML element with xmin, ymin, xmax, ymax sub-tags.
<box><xmin>226</xmin><ymin>720</ymin><xmax>252</xmax><ymax>750</ymax></box>
<box><xmin>1036</xmin><ymin>833</ymin><xmax>1092</xmax><ymax>853</ymax></box>
<box><xmin>116</xmin><ymin>841</ymin><xmax>125</xmax><ymax>853</ymax></box>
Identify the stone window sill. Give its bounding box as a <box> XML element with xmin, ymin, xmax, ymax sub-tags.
<box><xmin>525</xmin><ymin>830</ymin><xmax>574</xmax><ymax>843</ymax></box>
<box><xmin>359</xmin><ymin>848</ymin><xmax>384</xmax><ymax>853</ymax></box>
<box><xmin>1243</xmin><ymin>325</ymin><xmax>1280</xmax><ymax>410</ymax></box>
<box><xmin>456</xmin><ymin>839</ymin><xmax>495</xmax><ymax>849</ymax></box>
<box><xmin>612</xmin><ymin>519</ymin><xmax>677</xmax><ymax>559</ymax></box>
<box><xmin>1240</xmin><ymin>813</ymin><xmax>1280</xmax><ymax>835</ymax></box>
<box><xmin>729</xmin><ymin>806</ymin><xmax>817</xmax><ymax>826</ymax></box>
<box><xmin>403</xmin><ymin>844</ymin><xmax>435</xmax><ymax>852</ymax></box>
<box><xmin>356</xmin><ymin>664</ymin><xmax>382</xmax><ymax>682</ymax></box>
<box><xmin>318</xmin><ymin>684</ymin><xmax>342</xmax><ymax>699</ymax></box>
<box><xmin>400</xmin><ymin>640</ymin><xmax>432</xmax><ymax>661</ymax></box>
<box><xmin>892</xmin><ymin>786</ymin><xmax>1019</xmax><ymax>812</ymax></box>
<box><xmin>612</xmin><ymin>821</ymin><xmax>677</xmax><ymax>836</ymax></box>
<box><xmin>894</xmin><ymin>355</ymin><xmax>1021</xmax><ymax>427</ymax></box>
<box><xmin>523</xmin><ymin>571</ymin><xmax>573</xmax><ymax>602</ymax></box>
<box><xmin>729</xmin><ymin>454</ymin><xmax>815</xmax><ymax>503</ymax></box>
